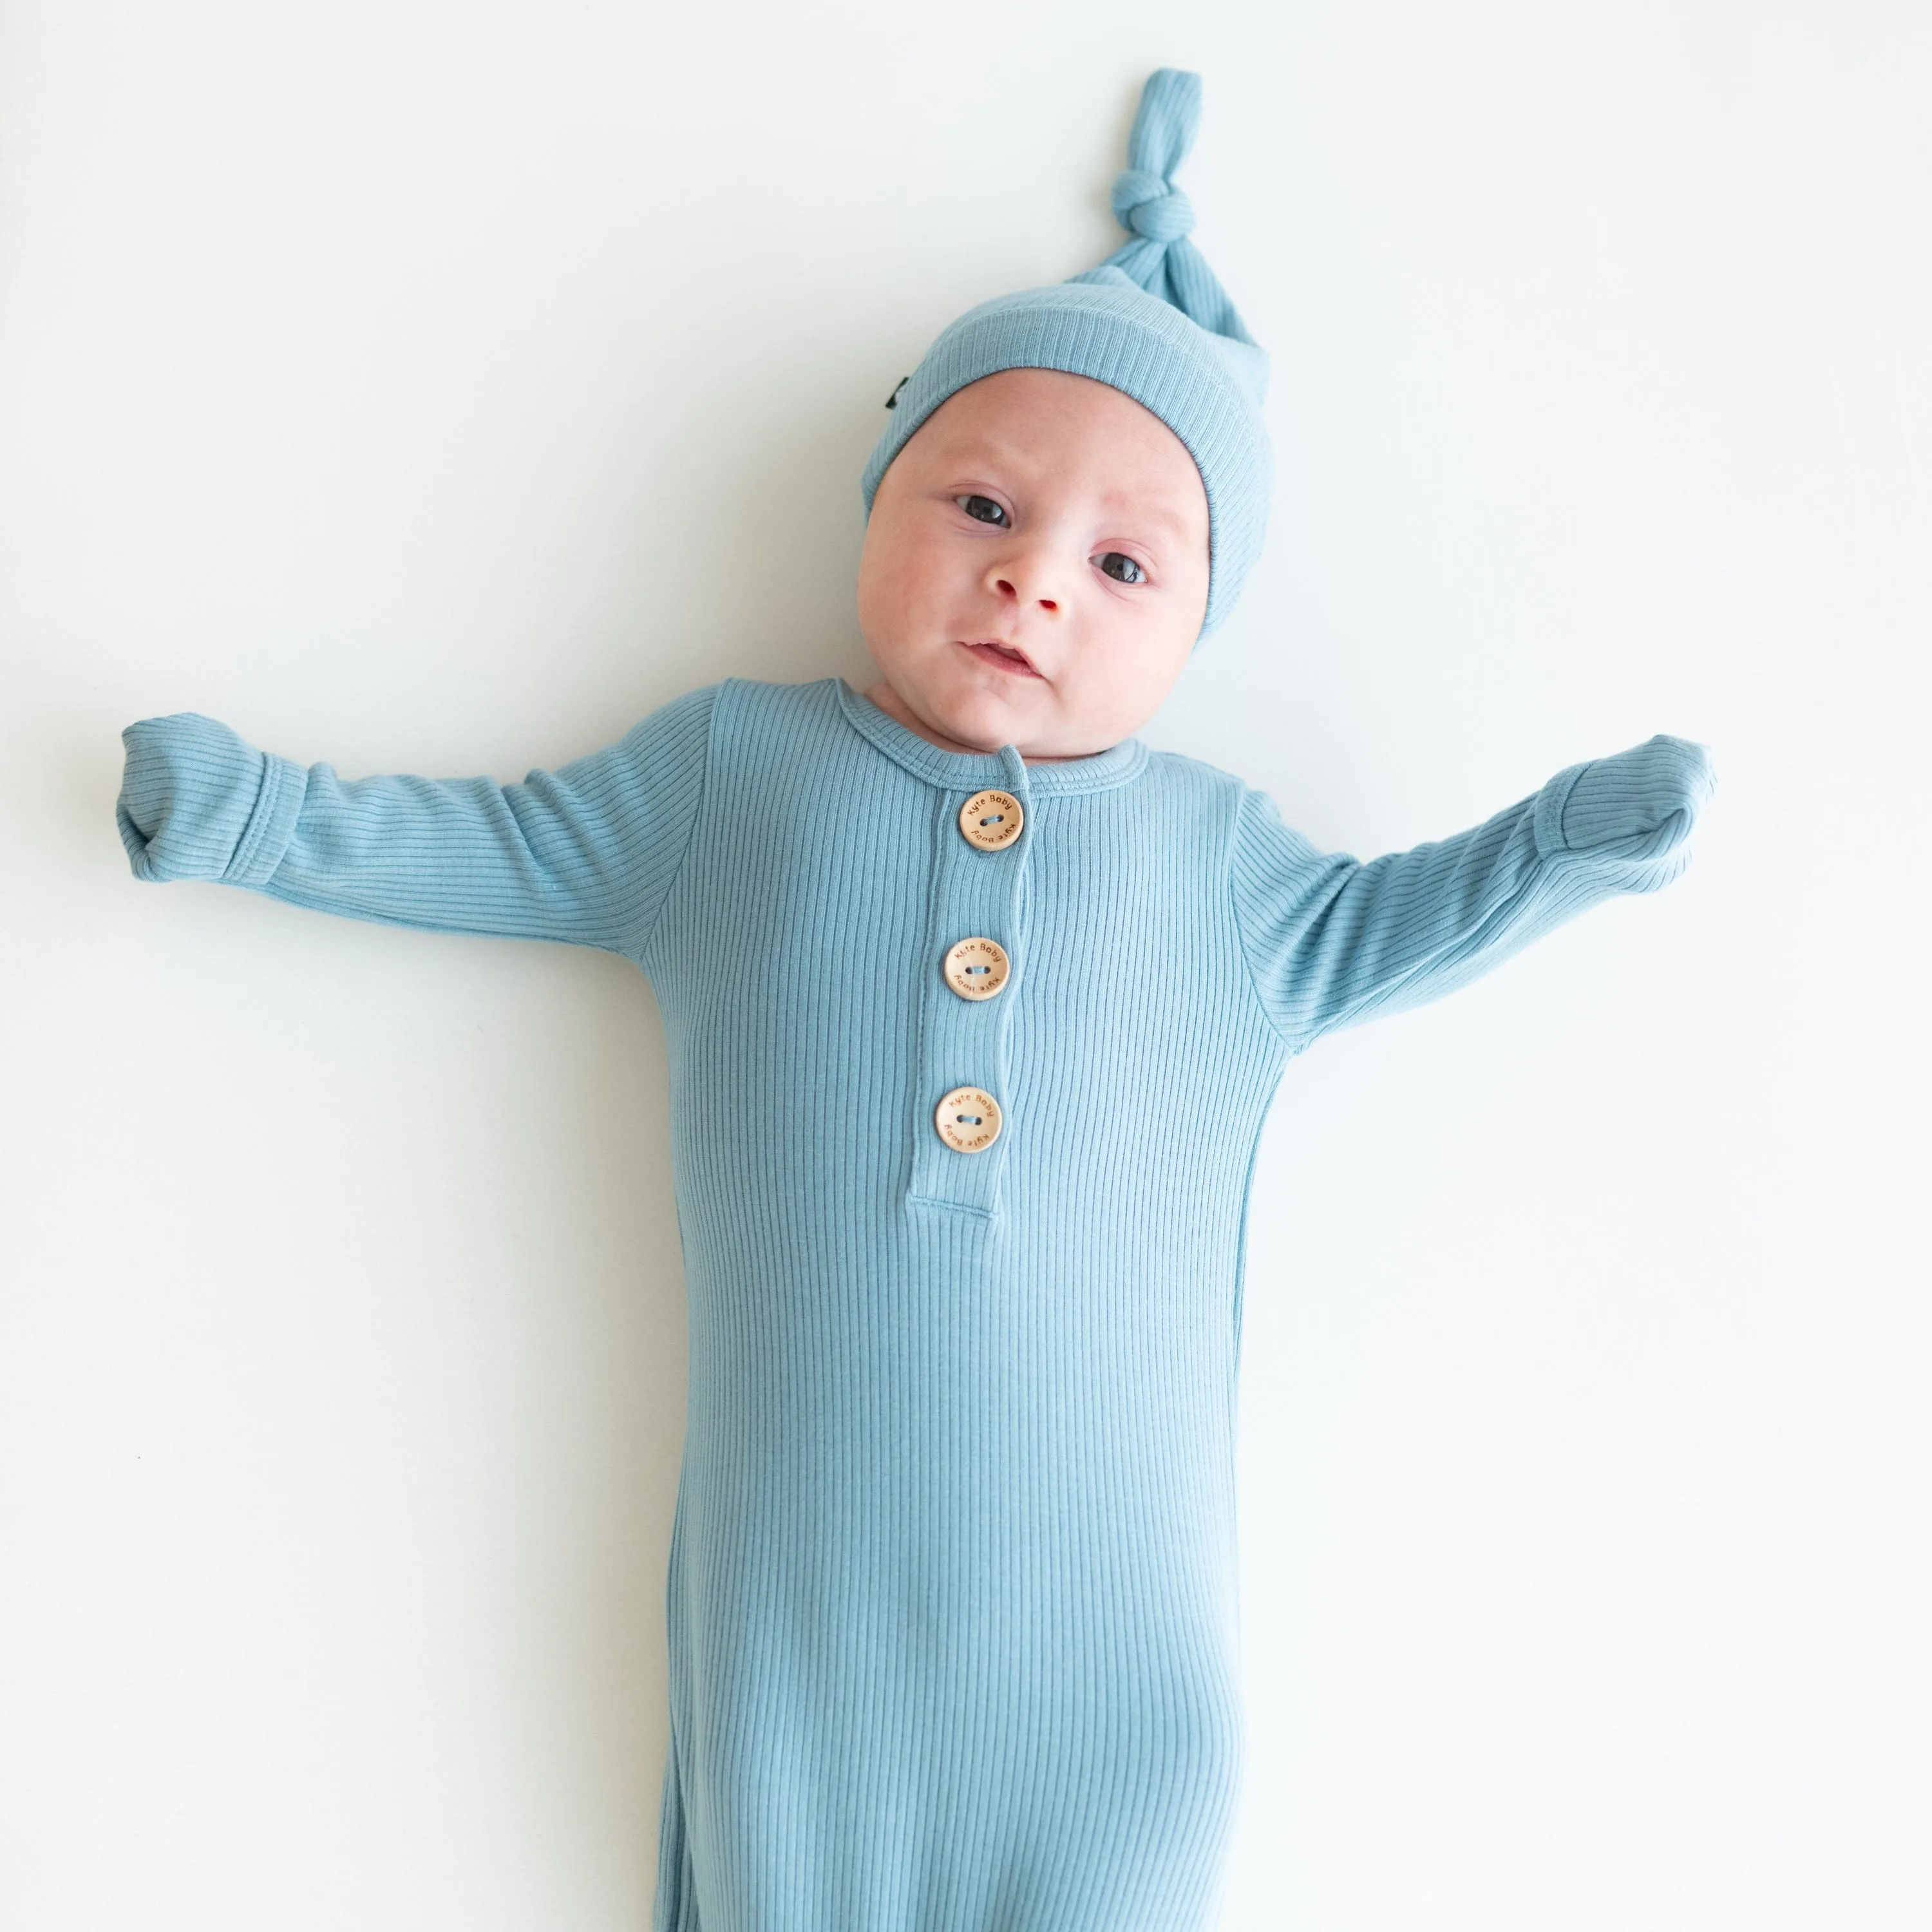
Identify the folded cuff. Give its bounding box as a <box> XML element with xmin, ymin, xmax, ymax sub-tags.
<box><xmin>1531</xmin><ymin>761</ymin><xmax>1591</xmax><ymax>860</ymax></box>
<box><xmin>224</xmin><ymin>752</ymin><xmax>308</xmax><ymax>887</ymax></box>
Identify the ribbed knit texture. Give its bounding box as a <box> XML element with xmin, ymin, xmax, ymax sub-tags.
<box><xmin>116</xmin><ymin>680</ymin><xmax>1712</xmax><ymax>1931</ymax></box>
<box><xmin>861</xmin><ymin>70</ymin><xmax>1271</xmax><ymax>639</ymax></box>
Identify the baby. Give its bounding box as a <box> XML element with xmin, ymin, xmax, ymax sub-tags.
<box><xmin>116</xmin><ymin>70</ymin><xmax>1712</xmax><ymax>1932</ymax></box>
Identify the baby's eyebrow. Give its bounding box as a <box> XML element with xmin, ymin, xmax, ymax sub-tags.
<box><xmin>1086</xmin><ymin>496</ymin><xmax>1202</xmax><ymax>547</ymax></box>
<box><xmin>936</xmin><ymin>447</ymin><xmax>1200</xmax><ymax>540</ymax></box>
<box><xmin>1106</xmin><ymin>499</ymin><xmax>1193</xmax><ymax>536</ymax></box>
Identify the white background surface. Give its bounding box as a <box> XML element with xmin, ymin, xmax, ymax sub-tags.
<box><xmin>1</xmin><ymin>3</ymin><xmax>1926</xmax><ymax>1926</ymax></box>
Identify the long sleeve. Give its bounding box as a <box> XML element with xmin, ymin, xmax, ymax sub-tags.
<box><xmin>1230</xmin><ymin>733</ymin><xmax>1714</xmax><ymax>1051</ymax></box>
<box><xmin>115</xmin><ymin>684</ymin><xmax>720</xmax><ymax>961</ymax></box>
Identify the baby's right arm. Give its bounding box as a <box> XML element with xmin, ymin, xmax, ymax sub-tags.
<box><xmin>115</xmin><ymin>686</ymin><xmax>718</xmax><ymax>960</ymax></box>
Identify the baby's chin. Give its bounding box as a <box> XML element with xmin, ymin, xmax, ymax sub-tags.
<box><xmin>872</xmin><ymin>638</ymin><xmax>1140</xmax><ymax>759</ymax></box>
<box><xmin>921</xmin><ymin>682</ymin><xmax>1128</xmax><ymax>762</ymax></box>
<box><xmin>904</xmin><ymin>665</ymin><xmax>1069</xmax><ymax>753</ymax></box>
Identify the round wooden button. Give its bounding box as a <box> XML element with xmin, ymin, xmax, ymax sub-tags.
<box><xmin>943</xmin><ymin>936</ymin><xmax>1010</xmax><ymax>1001</ymax></box>
<box><xmin>934</xmin><ymin>1086</ymin><xmax>1002</xmax><ymax>1153</ymax></box>
<box><xmin>958</xmin><ymin>789</ymin><xmax>1023</xmax><ymax>851</ymax></box>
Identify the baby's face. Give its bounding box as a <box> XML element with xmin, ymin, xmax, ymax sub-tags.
<box><xmin>857</xmin><ymin>368</ymin><xmax>1211</xmax><ymax>762</ymax></box>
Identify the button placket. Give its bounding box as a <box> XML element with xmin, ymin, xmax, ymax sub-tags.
<box><xmin>907</xmin><ymin>748</ymin><xmax>1032</xmax><ymax>1216</ymax></box>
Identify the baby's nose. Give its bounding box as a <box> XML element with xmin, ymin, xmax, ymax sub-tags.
<box><xmin>989</xmin><ymin>560</ymin><xmax>1063</xmax><ymax>614</ymax></box>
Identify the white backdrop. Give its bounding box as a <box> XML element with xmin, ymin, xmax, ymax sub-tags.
<box><xmin>2</xmin><ymin>3</ymin><xmax>1926</xmax><ymax>1927</ymax></box>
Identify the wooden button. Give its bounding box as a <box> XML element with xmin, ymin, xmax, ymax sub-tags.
<box><xmin>934</xmin><ymin>1086</ymin><xmax>1002</xmax><ymax>1153</ymax></box>
<box><xmin>943</xmin><ymin>936</ymin><xmax>1010</xmax><ymax>1001</ymax></box>
<box><xmin>958</xmin><ymin>789</ymin><xmax>1023</xmax><ymax>851</ymax></box>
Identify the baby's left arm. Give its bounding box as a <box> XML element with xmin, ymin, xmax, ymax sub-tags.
<box><xmin>1231</xmin><ymin>734</ymin><xmax>1714</xmax><ymax>1051</ymax></box>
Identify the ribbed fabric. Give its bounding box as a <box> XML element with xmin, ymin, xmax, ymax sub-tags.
<box><xmin>116</xmin><ymin>680</ymin><xmax>1712</xmax><ymax>1931</ymax></box>
<box><xmin>861</xmin><ymin>70</ymin><xmax>1271</xmax><ymax>639</ymax></box>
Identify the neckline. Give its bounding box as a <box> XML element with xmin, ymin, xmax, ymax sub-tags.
<box><xmin>831</xmin><ymin>679</ymin><xmax>1150</xmax><ymax>795</ymax></box>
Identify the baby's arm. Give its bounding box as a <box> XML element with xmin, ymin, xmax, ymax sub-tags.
<box><xmin>115</xmin><ymin>687</ymin><xmax>717</xmax><ymax>959</ymax></box>
<box><xmin>1231</xmin><ymin>734</ymin><xmax>1714</xmax><ymax>1050</ymax></box>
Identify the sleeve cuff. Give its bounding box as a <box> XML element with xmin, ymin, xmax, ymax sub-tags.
<box><xmin>223</xmin><ymin>752</ymin><xmax>308</xmax><ymax>887</ymax></box>
<box><xmin>1531</xmin><ymin>760</ymin><xmax>1591</xmax><ymax>860</ymax></box>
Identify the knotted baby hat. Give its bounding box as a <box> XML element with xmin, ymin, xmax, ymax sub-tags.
<box><xmin>860</xmin><ymin>68</ymin><xmax>1270</xmax><ymax>638</ymax></box>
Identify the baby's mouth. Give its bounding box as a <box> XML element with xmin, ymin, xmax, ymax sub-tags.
<box><xmin>961</xmin><ymin>639</ymin><xmax>1043</xmax><ymax>680</ymax></box>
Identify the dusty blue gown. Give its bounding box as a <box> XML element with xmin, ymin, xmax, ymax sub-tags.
<box><xmin>116</xmin><ymin>675</ymin><xmax>1710</xmax><ymax>1929</ymax></box>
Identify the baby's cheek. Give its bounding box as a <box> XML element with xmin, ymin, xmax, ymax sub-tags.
<box><xmin>861</xmin><ymin>592</ymin><xmax>925</xmax><ymax>688</ymax></box>
<box><xmin>871</xmin><ymin>544</ymin><xmax>939</xmax><ymax>636</ymax></box>
<box><xmin>1043</xmin><ymin>660</ymin><xmax>1113</xmax><ymax>736</ymax></box>
<box><xmin>1081</xmin><ymin>632</ymin><xmax>1189</xmax><ymax>739</ymax></box>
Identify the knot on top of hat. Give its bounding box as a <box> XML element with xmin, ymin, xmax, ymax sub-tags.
<box><xmin>1068</xmin><ymin>68</ymin><xmax>1258</xmax><ymax>368</ymax></box>
<box><xmin>1112</xmin><ymin>168</ymin><xmax>1194</xmax><ymax>243</ymax></box>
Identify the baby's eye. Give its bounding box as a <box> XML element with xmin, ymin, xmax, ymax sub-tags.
<box><xmin>956</xmin><ymin>494</ymin><xmax>1009</xmax><ymax>526</ymax></box>
<box><xmin>1096</xmin><ymin>551</ymin><xmax>1146</xmax><ymax>585</ymax></box>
